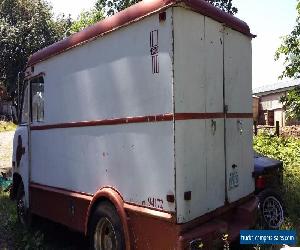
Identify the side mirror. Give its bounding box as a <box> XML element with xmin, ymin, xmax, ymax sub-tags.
<box><xmin>12</xmin><ymin>106</ymin><xmax>18</xmax><ymax>125</ymax></box>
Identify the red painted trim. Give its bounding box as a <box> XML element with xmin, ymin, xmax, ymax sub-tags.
<box><xmin>126</xmin><ymin>195</ymin><xmax>258</xmax><ymax>249</ymax></box>
<box><xmin>24</xmin><ymin>72</ymin><xmax>45</xmax><ymax>81</ymax></box>
<box><xmin>175</xmin><ymin>112</ymin><xmax>225</xmax><ymax>120</ymax></box>
<box><xmin>31</xmin><ymin>113</ymin><xmax>174</xmax><ymax>130</ymax></box>
<box><xmin>29</xmin><ymin>182</ymin><xmax>92</xmax><ymax>233</ymax></box>
<box><xmin>30</xmin><ymin>113</ymin><xmax>253</xmax><ymax>130</ymax></box>
<box><xmin>124</xmin><ymin>203</ymin><xmax>174</xmax><ymax>222</ymax></box>
<box><xmin>29</xmin><ymin>182</ymin><xmax>257</xmax><ymax>248</ymax></box>
<box><xmin>86</xmin><ymin>187</ymin><xmax>131</xmax><ymax>250</ymax></box>
<box><xmin>27</xmin><ymin>0</ymin><xmax>253</xmax><ymax>67</ymax></box>
<box><xmin>226</xmin><ymin>113</ymin><xmax>253</xmax><ymax>118</ymax></box>
<box><xmin>30</xmin><ymin>182</ymin><xmax>93</xmax><ymax>197</ymax></box>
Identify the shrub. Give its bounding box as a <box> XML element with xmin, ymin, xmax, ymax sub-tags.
<box><xmin>254</xmin><ymin>134</ymin><xmax>300</xmax><ymax>232</ymax></box>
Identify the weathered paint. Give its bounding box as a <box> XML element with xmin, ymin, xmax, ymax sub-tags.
<box><xmin>11</xmin><ymin>2</ymin><xmax>255</xmax><ymax>248</ymax></box>
<box><xmin>27</xmin><ymin>0</ymin><xmax>253</xmax><ymax>67</ymax></box>
<box><xmin>29</xmin><ymin>10</ymin><xmax>175</xmax><ymax>215</ymax></box>
<box><xmin>173</xmin><ymin>8</ymin><xmax>227</xmax><ymax>223</ymax></box>
<box><xmin>224</xmin><ymin>27</ymin><xmax>254</xmax><ymax>203</ymax></box>
<box><xmin>28</xmin><ymin>181</ymin><xmax>258</xmax><ymax>249</ymax></box>
<box><xmin>12</xmin><ymin>126</ymin><xmax>29</xmax><ymax>207</ymax></box>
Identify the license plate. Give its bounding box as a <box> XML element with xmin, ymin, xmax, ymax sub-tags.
<box><xmin>229</xmin><ymin>170</ymin><xmax>239</xmax><ymax>189</ymax></box>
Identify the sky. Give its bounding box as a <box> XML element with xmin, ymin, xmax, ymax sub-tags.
<box><xmin>48</xmin><ymin>0</ymin><xmax>298</xmax><ymax>89</ymax></box>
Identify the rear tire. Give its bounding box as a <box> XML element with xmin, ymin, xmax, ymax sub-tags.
<box><xmin>89</xmin><ymin>201</ymin><xmax>125</xmax><ymax>250</ymax></box>
<box><xmin>258</xmin><ymin>189</ymin><xmax>284</xmax><ymax>229</ymax></box>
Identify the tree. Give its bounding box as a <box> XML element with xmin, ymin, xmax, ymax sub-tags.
<box><xmin>96</xmin><ymin>0</ymin><xmax>238</xmax><ymax>17</ymax></box>
<box><xmin>276</xmin><ymin>2</ymin><xmax>300</xmax><ymax>120</ymax></box>
<box><xmin>69</xmin><ymin>8</ymin><xmax>104</xmax><ymax>34</ymax></box>
<box><xmin>275</xmin><ymin>1</ymin><xmax>300</xmax><ymax>79</ymax></box>
<box><xmin>0</xmin><ymin>0</ymin><xmax>69</xmax><ymax>95</ymax></box>
<box><xmin>280</xmin><ymin>86</ymin><xmax>300</xmax><ymax>121</ymax></box>
<box><xmin>207</xmin><ymin>0</ymin><xmax>237</xmax><ymax>15</ymax></box>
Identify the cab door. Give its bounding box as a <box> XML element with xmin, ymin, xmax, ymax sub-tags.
<box><xmin>12</xmin><ymin>80</ymin><xmax>30</xmax><ymax>208</ymax></box>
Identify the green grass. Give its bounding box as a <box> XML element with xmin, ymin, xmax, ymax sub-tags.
<box><xmin>0</xmin><ymin>121</ymin><xmax>17</xmax><ymax>132</ymax></box>
<box><xmin>254</xmin><ymin>133</ymin><xmax>300</xmax><ymax>244</ymax></box>
<box><xmin>0</xmin><ymin>190</ymin><xmax>87</xmax><ymax>249</ymax></box>
<box><xmin>0</xmin><ymin>189</ymin><xmax>44</xmax><ymax>249</ymax></box>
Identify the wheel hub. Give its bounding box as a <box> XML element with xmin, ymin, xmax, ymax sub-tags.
<box><xmin>17</xmin><ymin>195</ymin><xmax>26</xmax><ymax>224</ymax></box>
<box><xmin>262</xmin><ymin>196</ymin><xmax>284</xmax><ymax>228</ymax></box>
<box><xmin>94</xmin><ymin>217</ymin><xmax>117</xmax><ymax>250</ymax></box>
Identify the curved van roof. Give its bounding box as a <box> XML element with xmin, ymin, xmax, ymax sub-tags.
<box><xmin>27</xmin><ymin>0</ymin><xmax>254</xmax><ymax>67</ymax></box>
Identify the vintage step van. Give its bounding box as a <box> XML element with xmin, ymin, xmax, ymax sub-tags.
<box><xmin>11</xmin><ymin>0</ymin><xmax>258</xmax><ymax>249</ymax></box>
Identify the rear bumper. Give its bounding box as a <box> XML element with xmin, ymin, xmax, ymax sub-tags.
<box><xmin>126</xmin><ymin>196</ymin><xmax>258</xmax><ymax>249</ymax></box>
<box><xmin>177</xmin><ymin>196</ymin><xmax>259</xmax><ymax>249</ymax></box>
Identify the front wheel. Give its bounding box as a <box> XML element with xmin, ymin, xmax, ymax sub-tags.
<box><xmin>89</xmin><ymin>201</ymin><xmax>125</xmax><ymax>250</ymax></box>
<box><xmin>258</xmin><ymin>189</ymin><xmax>285</xmax><ymax>229</ymax></box>
<box><xmin>16</xmin><ymin>182</ymin><xmax>31</xmax><ymax>227</ymax></box>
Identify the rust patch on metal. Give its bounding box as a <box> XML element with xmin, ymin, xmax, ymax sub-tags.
<box><xmin>16</xmin><ymin>135</ymin><xmax>25</xmax><ymax>167</ymax></box>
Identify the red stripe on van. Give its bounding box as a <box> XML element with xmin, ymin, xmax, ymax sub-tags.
<box><xmin>30</xmin><ymin>114</ymin><xmax>174</xmax><ymax>130</ymax></box>
<box><xmin>30</xmin><ymin>113</ymin><xmax>252</xmax><ymax>130</ymax></box>
<box><xmin>226</xmin><ymin>113</ymin><xmax>253</xmax><ymax>118</ymax></box>
<box><xmin>175</xmin><ymin>112</ymin><xmax>225</xmax><ymax>120</ymax></box>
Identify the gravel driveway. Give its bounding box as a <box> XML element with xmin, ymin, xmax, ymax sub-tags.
<box><xmin>0</xmin><ymin>131</ymin><xmax>15</xmax><ymax>174</ymax></box>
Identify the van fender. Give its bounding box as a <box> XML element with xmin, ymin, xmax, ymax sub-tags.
<box><xmin>85</xmin><ymin>186</ymin><xmax>131</xmax><ymax>250</ymax></box>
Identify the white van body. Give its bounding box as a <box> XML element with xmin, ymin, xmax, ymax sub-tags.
<box><xmin>12</xmin><ymin>0</ymin><xmax>257</xmax><ymax>248</ymax></box>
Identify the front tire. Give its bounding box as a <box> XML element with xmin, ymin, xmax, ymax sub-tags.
<box><xmin>16</xmin><ymin>182</ymin><xmax>31</xmax><ymax>227</ymax></box>
<box><xmin>89</xmin><ymin>201</ymin><xmax>125</xmax><ymax>250</ymax></box>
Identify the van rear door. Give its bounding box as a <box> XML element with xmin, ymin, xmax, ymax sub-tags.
<box><xmin>224</xmin><ymin>27</ymin><xmax>254</xmax><ymax>203</ymax></box>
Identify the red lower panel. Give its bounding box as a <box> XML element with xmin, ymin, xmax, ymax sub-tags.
<box><xmin>126</xmin><ymin>209</ymin><xmax>178</xmax><ymax>249</ymax></box>
<box><xmin>126</xmin><ymin>196</ymin><xmax>258</xmax><ymax>249</ymax></box>
<box><xmin>29</xmin><ymin>183</ymin><xmax>92</xmax><ymax>232</ymax></box>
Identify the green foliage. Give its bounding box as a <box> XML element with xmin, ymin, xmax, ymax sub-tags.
<box><xmin>69</xmin><ymin>8</ymin><xmax>104</xmax><ymax>34</ymax></box>
<box><xmin>0</xmin><ymin>0</ymin><xmax>70</xmax><ymax>95</ymax></box>
<box><xmin>96</xmin><ymin>0</ymin><xmax>140</xmax><ymax>16</ymax></box>
<box><xmin>254</xmin><ymin>134</ymin><xmax>300</xmax><ymax>228</ymax></box>
<box><xmin>275</xmin><ymin>1</ymin><xmax>300</xmax><ymax>79</ymax></box>
<box><xmin>0</xmin><ymin>121</ymin><xmax>17</xmax><ymax>132</ymax></box>
<box><xmin>0</xmin><ymin>190</ymin><xmax>45</xmax><ymax>249</ymax></box>
<box><xmin>280</xmin><ymin>86</ymin><xmax>300</xmax><ymax>121</ymax></box>
<box><xmin>96</xmin><ymin>0</ymin><xmax>238</xmax><ymax>17</ymax></box>
<box><xmin>207</xmin><ymin>0</ymin><xmax>238</xmax><ymax>15</ymax></box>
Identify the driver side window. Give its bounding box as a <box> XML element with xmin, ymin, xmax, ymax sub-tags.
<box><xmin>30</xmin><ymin>76</ymin><xmax>44</xmax><ymax>123</ymax></box>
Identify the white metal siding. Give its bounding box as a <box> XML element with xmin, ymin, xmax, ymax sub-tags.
<box><xmin>30</xmin><ymin>10</ymin><xmax>176</xmax><ymax>212</ymax></box>
<box><xmin>174</xmin><ymin>8</ymin><xmax>225</xmax><ymax>223</ymax></box>
<box><xmin>35</xmin><ymin>11</ymin><xmax>173</xmax><ymax>124</ymax></box>
<box><xmin>28</xmin><ymin>6</ymin><xmax>253</xmax><ymax>223</ymax></box>
<box><xmin>224</xmin><ymin>28</ymin><xmax>254</xmax><ymax>202</ymax></box>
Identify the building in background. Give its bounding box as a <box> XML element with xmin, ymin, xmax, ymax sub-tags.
<box><xmin>253</xmin><ymin>80</ymin><xmax>300</xmax><ymax>127</ymax></box>
<box><xmin>252</xmin><ymin>95</ymin><xmax>259</xmax><ymax>122</ymax></box>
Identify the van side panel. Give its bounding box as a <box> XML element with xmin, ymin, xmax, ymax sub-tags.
<box><xmin>30</xmin><ymin>10</ymin><xmax>175</xmax><ymax>214</ymax></box>
<box><xmin>38</xmin><ymin>11</ymin><xmax>173</xmax><ymax>124</ymax></box>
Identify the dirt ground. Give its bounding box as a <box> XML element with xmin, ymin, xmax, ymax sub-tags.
<box><xmin>0</xmin><ymin>131</ymin><xmax>14</xmax><ymax>175</ymax></box>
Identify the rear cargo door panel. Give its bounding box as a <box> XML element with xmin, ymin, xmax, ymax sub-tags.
<box><xmin>174</xmin><ymin>8</ymin><xmax>225</xmax><ymax>222</ymax></box>
<box><xmin>224</xmin><ymin>28</ymin><xmax>254</xmax><ymax>202</ymax></box>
